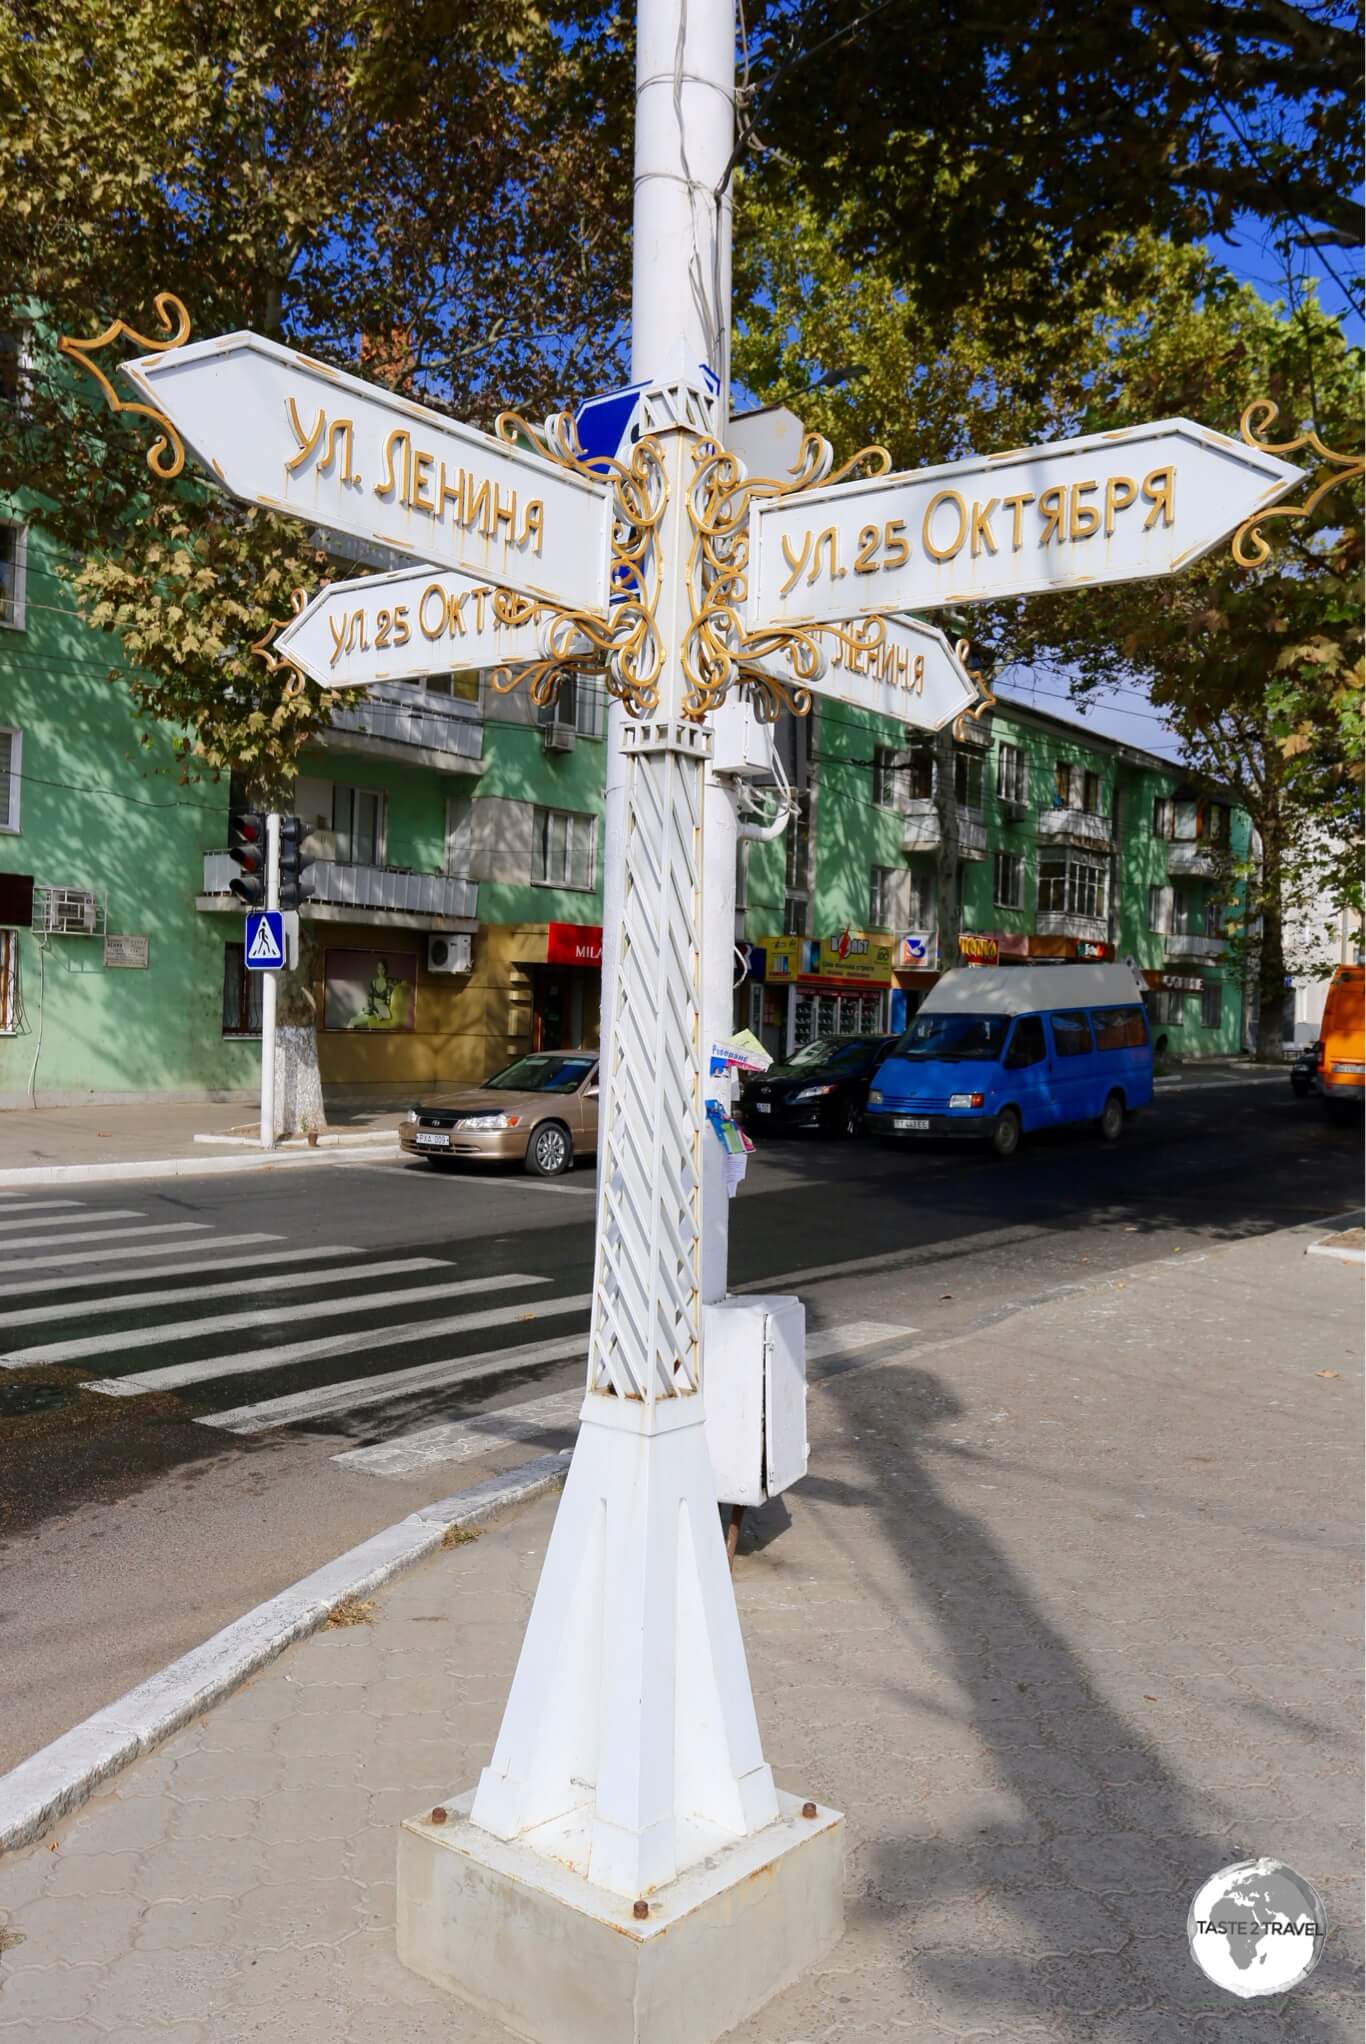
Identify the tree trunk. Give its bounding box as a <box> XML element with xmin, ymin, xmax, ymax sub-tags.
<box><xmin>1253</xmin><ymin>824</ymin><xmax>1289</xmax><ymax>1064</ymax></box>
<box><xmin>274</xmin><ymin>922</ymin><xmax>326</xmax><ymax>1133</ymax></box>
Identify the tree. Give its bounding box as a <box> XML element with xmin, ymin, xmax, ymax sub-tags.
<box><xmin>732</xmin><ymin>191</ymin><xmax>1363</xmax><ymax>1050</ymax></box>
<box><xmin>0</xmin><ymin>0</ymin><xmax>631</xmax><ymax>789</ymax></box>
<box><xmin>735</xmin><ymin>0</ymin><xmax>1362</xmax><ymax>346</ymax></box>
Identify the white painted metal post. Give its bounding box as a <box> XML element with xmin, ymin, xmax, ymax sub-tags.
<box><xmin>259</xmin><ymin>811</ymin><xmax>279</xmax><ymax>1153</ymax></box>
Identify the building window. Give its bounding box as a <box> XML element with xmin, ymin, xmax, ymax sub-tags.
<box><xmin>534</xmin><ymin>807</ymin><xmax>595</xmax><ymax>890</ymax></box>
<box><xmin>0</xmin><ymin>728</ymin><xmax>19</xmax><ymax>832</ymax></box>
<box><xmin>954</xmin><ymin>750</ymin><xmax>984</xmax><ymax>812</ymax></box>
<box><xmin>873</xmin><ymin>745</ymin><xmax>903</xmax><ymax>808</ymax></box>
<box><xmin>0</xmin><ymin>929</ymin><xmax>16</xmax><ymax>1033</ymax></box>
<box><xmin>1056</xmin><ymin>761</ymin><xmax>1102</xmax><ymax>812</ymax></box>
<box><xmin>1147</xmin><ymin>989</ymin><xmax>1185</xmax><ymax>1027</ymax></box>
<box><xmin>907</xmin><ymin>866</ymin><xmax>935</xmax><ymax>929</ymax></box>
<box><xmin>0</xmin><ymin>522</ymin><xmax>26</xmax><ymax>631</ymax></box>
<box><xmin>1039</xmin><ymin>853</ymin><xmax>1107</xmax><ymax>919</ymax></box>
<box><xmin>1173</xmin><ymin>799</ymin><xmax>1198</xmax><ymax>841</ymax></box>
<box><xmin>332</xmin><ymin>784</ymin><xmax>384</xmax><ymax>866</ymax></box>
<box><xmin>0</xmin><ymin>328</ymin><xmax>31</xmax><ymax>413</ymax></box>
<box><xmin>996</xmin><ymin>743</ymin><xmax>1026</xmax><ymax>803</ymax></box>
<box><xmin>869</xmin><ymin>865</ymin><xmax>895</xmax><ymax>929</ymax></box>
<box><xmin>1204</xmin><ymin>897</ymin><xmax>1226</xmax><ymax>938</ymax></box>
<box><xmin>538</xmin><ymin>674</ymin><xmax>605</xmax><ymax>738</ymax></box>
<box><xmin>422</xmin><ymin>670</ymin><xmax>481</xmax><ymax>704</ymax></box>
<box><xmin>782</xmin><ymin>894</ymin><xmax>807</xmax><ymax>937</ymax></box>
<box><xmin>1205</xmin><ymin>802</ymin><xmax>1231</xmax><ymax>847</ymax></box>
<box><xmin>993</xmin><ymin>850</ymin><xmax>1024</xmax><ymax>910</ymax></box>
<box><xmin>785</xmin><ymin>791</ymin><xmax>810</xmax><ymax>896</ymax></box>
<box><xmin>906</xmin><ymin>748</ymin><xmax>934</xmax><ymax>801</ymax></box>
<box><xmin>1201</xmin><ymin>981</ymin><xmax>1223</xmax><ymax>1029</ymax></box>
<box><xmin>221</xmin><ymin>944</ymin><xmax>264</xmax><ymax>1038</ymax></box>
<box><xmin>1148</xmin><ymin>884</ymin><xmax>1172</xmax><ymax>933</ymax></box>
<box><xmin>1152</xmin><ymin>796</ymin><xmax>1174</xmax><ymax>838</ymax></box>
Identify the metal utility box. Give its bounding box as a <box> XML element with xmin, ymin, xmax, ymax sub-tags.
<box><xmin>703</xmin><ymin>1295</ymin><xmax>807</xmax><ymax>1507</ymax></box>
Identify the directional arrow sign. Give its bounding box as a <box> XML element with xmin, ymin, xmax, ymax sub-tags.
<box><xmin>276</xmin><ymin>565</ymin><xmax>562</xmax><ymax>690</ymax></box>
<box><xmin>124</xmin><ymin>333</ymin><xmax>614</xmax><ymax>616</ymax></box>
<box><xmin>757</xmin><ymin>613</ymin><xmax>981</xmax><ymax>731</ymax></box>
<box><xmin>747</xmin><ymin>419</ymin><xmax>1305</xmax><ymax>631</ymax></box>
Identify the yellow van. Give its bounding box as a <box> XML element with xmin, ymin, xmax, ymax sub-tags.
<box><xmin>1318</xmin><ymin>964</ymin><xmax>1365</xmax><ymax>1110</ymax></box>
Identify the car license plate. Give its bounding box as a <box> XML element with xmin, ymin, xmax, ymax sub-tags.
<box><xmin>894</xmin><ymin>1117</ymin><xmax>930</xmax><ymax>1131</ymax></box>
<box><xmin>755</xmin><ymin>1101</ymin><xmax>771</xmax><ymax>1113</ymax></box>
<box><xmin>415</xmin><ymin>1131</ymin><xmax>450</xmax><ymax>1148</ymax></box>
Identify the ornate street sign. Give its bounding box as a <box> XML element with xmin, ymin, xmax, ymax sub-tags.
<box><xmin>753</xmin><ymin>611</ymin><xmax>980</xmax><ymax>733</ymax></box>
<box><xmin>746</xmin><ymin>419</ymin><xmax>1306</xmax><ymax>631</ymax></box>
<box><xmin>119</xmin><ymin>332</ymin><xmax>615</xmax><ymax>616</ymax></box>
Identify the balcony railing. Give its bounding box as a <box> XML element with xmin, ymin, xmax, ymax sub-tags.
<box><xmin>902</xmin><ymin>801</ymin><xmax>988</xmax><ymax>858</ymax></box>
<box><xmin>1037</xmin><ymin>806</ymin><xmax>1113</xmax><ymax>852</ymax></box>
<box><xmin>201</xmin><ymin>854</ymin><xmax>477</xmax><ymax>922</ymax></box>
<box><xmin>1036</xmin><ymin>908</ymin><xmax>1108</xmax><ymax>942</ymax></box>
<box><xmin>324</xmin><ymin>695</ymin><xmax>484</xmax><ymax>766</ymax></box>
<box><xmin>1166</xmin><ymin>840</ymin><xmax>1223</xmax><ymax>877</ymax></box>
<box><xmin>1165</xmin><ymin>931</ymin><xmax>1224</xmax><ymax>961</ymax></box>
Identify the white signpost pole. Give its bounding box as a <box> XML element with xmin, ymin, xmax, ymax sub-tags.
<box><xmin>258</xmin><ymin>812</ymin><xmax>280</xmax><ymax>1154</ymax></box>
<box><xmin>395</xmin><ymin>5</ymin><xmax>843</xmax><ymax>2040</ymax></box>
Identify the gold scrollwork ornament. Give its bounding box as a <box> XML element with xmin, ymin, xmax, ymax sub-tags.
<box><xmin>1232</xmin><ymin>400</ymin><xmax>1365</xmax><ymax>568</ymax></box>
<box><xmin>57</xmin><ymin>293</ymin><xmax>192</xmax><ymax>480</ymax></box>
<box><xmin>251</xmin><ymin>588</ymin><xmax>310</xmax><ymax>698</ymax></box>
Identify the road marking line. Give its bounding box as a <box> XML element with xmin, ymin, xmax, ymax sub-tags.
<box><xmin>9</xmin><ymin>1271</ymin><xmax>549</xmax><ymax>1369</ymax></box>
<box><xmin>0</xmin><ymin>1233</ymin><xmax>285</xmax><ymax>1283</ymax></box>
<box><xmin>0</xmin><ymin>1206</ymin><xmax>145</xmax><ymax>1234</ymax></box>
<box><xmin>332</xmin><ymin>1321</ymin><xmax>914</xmax><ymax>1479</ymax></box>
<box><xmin>334</xmin><ymin>1387</ymin><xmax>585</xmax><ymax>1475</ymax></box>
<box><xmin>85</xmin><ymin>1290</ymin><xmax>594</xmax><ymax>1396</ymax></box>
<box><xmin>199</xmin><ymin>1334</ymin><xmax>594</xmax><ymax>1433</ymax></box>
<box><xmin>0</xmin><ymin>1199</ymin><xmax>89</xmax><ymax>1215</ymax></box>
<box><xmin>0</xmin><ymin>1255</ymin><xmax>453</xmax><ymax>1331</ymax></box>
<box><xmin>0</xmin><ymin>1222</ymin><xmax>211</xmax><ymax>1261</ymax></box>
<box><xmin>348</xmin><ymin>1160</ymin><xmax>599</xmax><ymax>1194</ymax></box>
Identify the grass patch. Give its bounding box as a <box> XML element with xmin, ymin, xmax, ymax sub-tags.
<box><xmin>325</xmin><ymin>1594</ymin><xmax>377</xmax><ymax>1628</ymax></box>
<box><xmin>0</xmin><ymin>1929</ymin><xmax>25</xmax><ymax>1955</ymax></box>
<box><xmin>441</xmin><ymin>1523</ymin><xmax>482</xmax><ymax>1550</ymax></box>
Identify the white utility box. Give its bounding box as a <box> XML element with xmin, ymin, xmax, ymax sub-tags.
<box><xmin>703</xmin><ymin>1294</ymin><xmax>807</xmax><ymax>1507</ymax></box>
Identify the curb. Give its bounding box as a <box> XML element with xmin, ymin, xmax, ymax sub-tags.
<box><xmin>1307</xmin><ymin>1239</ymin><xmax>1366</xmax><ymax>1266</ymax></box>
<box><xmin>0</xmin><ymin>1451</ymin><xmax>569</xmax><ymax>1855</ymax></box>
<box><xmin>0</xmin><ymin>1144</ymin><xmax>401</xmax><ymax>1189</ymax></box>
<box><xmin>192</xmin><ymin>1128</ymin><xmax>399</xmax><ymax>1150</ymax></box>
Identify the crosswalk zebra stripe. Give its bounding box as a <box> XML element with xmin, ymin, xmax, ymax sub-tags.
<box><xmin>0</xmin><ymin>1256</ymin><xmax>453</xmax><ymax>1332</ymax></box>
<box><xmin>0</xmin><ymin>1207</ymin><xmax>145</xmax><ymax>1235</ymax></box>
<box><xmin>0</xmin><ymin>1234</ymin><xmax>286</xmax><ymax>1286</ymax></box>
<box><xmin>333</xmin><ymin>1387</ymin><xmax>584</xmax><ymax>1476</ymax></box>
<box><xmin>0</xmin><ymin>1223</ymin><xmax>210</xmax><ymax>1262</ymax></box>
<box><xmin>7</xmin><ymin>1271</ymin><xmax>549</xmax><ymax>1369</ymax></box>
<box><xmin>200</xmin><ymin>1334</ymin><xmax>593</xmax><ymax>1434</ymax></box>
<box><xmin>330</xmin><ymin>1321</ymin><xmax>916</xmax><ymax>1479</ymax></box>
<box><xmin>0</xmin><ymin>1199</ymin><xmax>88</xmax><ymax>1216</ymax></box>
<box><xmin>84</xmin><ymin>1290</ymin><xmax>594</xmax><ymax>1397</ymax></box>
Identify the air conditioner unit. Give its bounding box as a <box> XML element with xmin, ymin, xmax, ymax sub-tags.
<box><xmin>37</xmin><ymin>886</ymin><xmax>100</xmax><ymax>936</ymax></box>
<box><xmin>427</xmin><ymin>932</ymin><xmax>472</xmax><ymax>975</ymax></box>
<box><xmin>541</xmin><ymin>722</ymin><xmax>576</xmax><ymax>754</ymax></box>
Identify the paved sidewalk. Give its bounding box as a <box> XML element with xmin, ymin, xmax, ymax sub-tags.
<box><xmin>0</xmin><ymin>1099</ymin><xmax>401</xmax><ymax>1175</ymax></box>
<box><xmin>0</xmin><ymin>1222</ymin><xmax>1360</xmax><ymax>2041</ymax></box>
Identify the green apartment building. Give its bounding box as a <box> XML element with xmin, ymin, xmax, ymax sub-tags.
<box><xmin>737</xmin><ymin>696</ymin><xmax>1251</xmax><ymax>1061</ymax></box>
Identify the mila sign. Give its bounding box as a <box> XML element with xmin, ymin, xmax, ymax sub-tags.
<box><xmin>276</xmin><ymin>564</ymin><xmax>559</xmax><ymax>689</ymax></box>
<box><xmin>747</xmin><ymin>419</ymin><xmax>1305</xmax><ymax>630</ymax></box>
<box><xmin>123</xmin><ymin>333</ymin><xmax>614</xmax><ymax>616</ymax></box>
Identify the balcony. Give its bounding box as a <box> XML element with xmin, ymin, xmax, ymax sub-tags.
<box><xmin>1166</xmin><ymin>840</ymin><xmax>1223</xmax><ymax>877</ymax></box>
<box><xmin>321</xmin><ymin>695</ymin><xmax>485</xmax><ymax>775</ymax></box>
<box><xmin>1165</xmin><ymin>931</ymin><xmax>1224</xmax><ymax>962</ymax></box>
<box><xmin>199</xmin><ymin>855</ymin><xmax>478</xmax><ymax>930</ymax></box>
<box><xmin>902</xmin><ymin>801</ymin><xmax>988</xmax><ymax>859</ymax></box>
<box><xmin>1037</xmin><ymin>806</ymin><xmax>1114</xmax><ymax>853</ymax></box>
<box><xmin>1036</xmin><ymin>909</ymin><xmax>1108</xmax><ymax>943</ymax></box>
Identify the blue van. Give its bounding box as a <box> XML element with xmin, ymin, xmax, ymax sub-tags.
<box><xmin>866</xmin><ymin>963</ymin><xmax>1154</xmax><ymax>1158</ymax></box>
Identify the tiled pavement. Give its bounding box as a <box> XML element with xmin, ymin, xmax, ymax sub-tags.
<box><xmin>0</xmin><ymin>1225</ymin><xmax>1361</xmax><ymax>2041</ymax></box>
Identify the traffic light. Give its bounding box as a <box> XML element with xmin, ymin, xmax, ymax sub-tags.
<box><xmin>277</xmin><ymin>815</ymin><xmax>315</xmax><ymax>911</ymax></box>
<box><xmin>228</xmin><ymin>810</ymin><xmax>268</xmax><ymax>907</ymax></box>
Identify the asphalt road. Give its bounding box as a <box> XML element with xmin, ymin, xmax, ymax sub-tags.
<box><xmin>0</xmin><ymin>1069</ymin><xmax>1358</xmax><ymax>1772</ymax></box>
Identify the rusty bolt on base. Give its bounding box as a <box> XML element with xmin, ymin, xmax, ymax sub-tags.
<box><xmin>633</xmin><ymin>1899</ymin><xmax>649</xmax><ymax>1920</ymax></box>
<box><xmin>801</xmin><ymin>1801</ymin><xmax>818</xmax><ymax>1819</ymax></box>
<box><xmin>429</xmin><ymin>1807</ymin><xmax>448</xmax><ymax>1825</ymax></box>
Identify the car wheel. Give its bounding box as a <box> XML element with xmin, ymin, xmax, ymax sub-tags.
<box><xmin>991</xmin><ymin>1107</ymin><xmax>1021</xmax><ymax>1158</ymax></box>
<box><xmin>526</xmin><ymin>1121</ymin><xmax>572</xmax><ymax>1176</ymax></box>
<box><xmin>1099</xmin><ymin>1091</ymin><xmax>1125</xmax><ymax>1142</ymax></box>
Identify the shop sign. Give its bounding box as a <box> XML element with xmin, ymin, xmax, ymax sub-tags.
<box><xmin>1074</xmin><ymin>939</ymin><xmax>1110</xmax><ymax>960</ymax></box>
<box><xmin>546</xmin><ymin>921</ymin><xmax>603</xmax><ymax>967</ymax></box>
<box><xmin>760</xmin><ymin>935</ymin><xmax>803</xmax><ymax>980</ymax></box>
<box><xmin>1147</xmin><ymin>970</ymin><xmax>1206</xmax><ymax>994</ymax></box>
<box><xmin>1028</xmin><ymin>933</ymin><xmax>1113</xmax><ymax>962</ymax></box>
<box><xmin>959</xmin><ymin>934</ymin><xmax>999</xmax><ymax>965</ymax></box>
<box><xmin>103</xmin><ymin>933</ymin><xmax>149</xmax><ymax>968</ymax></box>
<box><xmin>816</xmin><ymin>929</ymin><xmax>894</xmax><ymax>984</ymax></box>
<box><xmin>898</xmin><ymin>931</ymin><xmax>936</xmax><ymax>969</ymax></box>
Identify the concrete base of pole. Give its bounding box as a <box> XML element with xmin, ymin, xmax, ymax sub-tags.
<box><xmin>396</xmin><ymin>1788</ymin><xmax>844</xmax><ymax>2044</ymax></box>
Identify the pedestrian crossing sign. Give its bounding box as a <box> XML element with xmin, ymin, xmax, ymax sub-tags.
<box><xmin>244</xmin><ymin>910</ymin><xmax>285</xmax><ymax>970</ymax></box>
